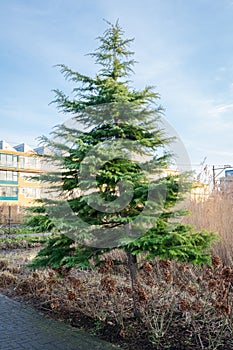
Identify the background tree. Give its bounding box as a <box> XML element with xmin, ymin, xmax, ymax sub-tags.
<box><xmin>31</xmin><ymin>20</ymin><xmax>217</xmax><ymax>316</ymax></box>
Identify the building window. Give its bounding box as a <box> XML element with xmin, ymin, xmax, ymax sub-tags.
<box><xmin>20</xmin><ymin>172</ymin><xmax>39</xmax><ymax>182</ymax></box>
<box><xmin>0</xmin><ymin>154</ymin><xmax>18</xmax><ymax>168</ymax></box>
<box><xmin>0</xmin><ymin>186</ymin><xmax>18</xmax><ymax>200</ymax></box>
<box><xmin>225</xmin><ymin>169</ymin><xmax>233</xmax><ymax>177</ymax></box>
<box><xmin>20</xmin><ymin>187</ymin><xmax>41</xmax><ymax>198</ymax></box>
<box><xmin>19</xmin><ymin>156</ymin><xmax>41</xmax><ymax>169</ymax></box>
<box><xmin>0</xmin><ymin>170</ymin><xmax>18</xmax><ymax>184</ymax></box>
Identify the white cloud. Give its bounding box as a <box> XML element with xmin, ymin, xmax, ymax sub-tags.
<box><xmin>207</xmin><ymin>103</ymin><xmax>233</xmax><ymax>115</ymax></box>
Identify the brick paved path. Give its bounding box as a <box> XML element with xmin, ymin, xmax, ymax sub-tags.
<box><xmin>0</xmin><ymin>294</ymin><xmax>119</xmax><ymax>350</ymax></box>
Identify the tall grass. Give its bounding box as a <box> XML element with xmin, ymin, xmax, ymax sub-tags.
<box><xmin>183</xmin><ymin>189</ymin><xmax>233</xmax><ymax>265</ymax></box>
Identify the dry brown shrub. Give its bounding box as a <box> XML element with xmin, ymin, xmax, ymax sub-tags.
<box><xmin>50</xmin><ymin>298</ymin><xmax>60</xmax><ymax>309</ymax></box>
<box><xmin>66</xmin><ymin>290</ymin><xmax>77</xmax><ymax>301</ymax></box>
<box><xmin>0</xmin><ymin>271</ymin><xmax>18</xmax><ymax>288</ymax></box>
<box><xmin>7</xmin><ymin>266</ymin><xmax>21</xmax><ymax>274</ymax></box>
<box><xmin>15</xmin><ymin>277</ymin><xmax>41</xmax><ymax>295</ymax></box>
<box><xmin>100</xmin><ymin>275</ymin><xmax>118</xmax><ymax>293</ymax></box>
<box><xmin>208</xmin><ymin>278</ymin><xmax>219</xmax><ymax>291</ymax></box>
<box><xmin>68</xmin><ymin>276</ymin><xmax>83</xmax><ymax>289</ymax></box>
<box><xmin>1</xmin><ymin>247</ymin><xmax>233</xmax><ymax>349</ymax></box>
<box><xmin>212</xmin><ymin>255</ymin><xmax>222</xmax><ymax>268</ymax></box>
<box><xmin>143</xmin><ymin>261</ymin><xmax>154</xmax><ymax>274</ymax></box>
<box><xmin>0</xmin><ymin>259</ymin><xmax>8</xmax><ymax>270</ymax></box>
<box><xmin>158</xmin><ymin>259</ymin><xmax>172</xmax><ymax>269</ymax></box>
<box><xmin>138</xmin><ymin>258</ymin><xmax>233</xmax><ymax>348</ymax></box>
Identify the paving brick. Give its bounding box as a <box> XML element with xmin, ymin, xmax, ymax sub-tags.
<box><xmin>0</xmin><ymin>294</ymin><xmax>119</xmax><ymax>350</ymax></box>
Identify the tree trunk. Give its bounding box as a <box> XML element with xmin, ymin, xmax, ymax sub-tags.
<box><xmin>126</xmin><ymin>251</ymin><xmax>141</xmax><ymax>318</ymax></box>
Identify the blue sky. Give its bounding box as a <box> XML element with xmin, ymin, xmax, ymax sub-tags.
<box><xmin>1</xmin><ymin>0</ymin><xmax>233</xmax><ymax>172</ymax></box>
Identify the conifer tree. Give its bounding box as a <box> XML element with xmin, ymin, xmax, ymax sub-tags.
<box><xmin>32</xmin><ymin>21</ymin><xmax>216</xmax><ymax>295</ymax></box>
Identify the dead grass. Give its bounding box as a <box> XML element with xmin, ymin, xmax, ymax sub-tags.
<box><xmin>183</xmin><ymin>190</ymin><xmax>233</xmax><ymax>265</ymax></box>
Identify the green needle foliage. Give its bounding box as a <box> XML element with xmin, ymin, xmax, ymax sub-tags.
<box><xmin>31</xmin><ymin>21</ymin><xmax>217</xmax><ymax>278</ymax></box>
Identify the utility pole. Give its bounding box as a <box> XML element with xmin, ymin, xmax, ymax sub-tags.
<box><xmin>212</xmin><ymin>165</ymin><xmax>216</xmax><ymax>190</ymax></box>
<box><xmin>8</xmin><ymin>205</ymin><xmax>12</xmax><ymax>235</ymax></box>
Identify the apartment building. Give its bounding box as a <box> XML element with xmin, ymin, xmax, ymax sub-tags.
<box><xmin>219</xmin><ymin>168</ymin><xmax>233</xmax><ymax>192</ymax></box>
<box><xmin>0</xmin><ymin>140</ymin><xmax>44</xmax><ymax>206</ymax></box>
